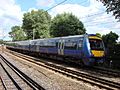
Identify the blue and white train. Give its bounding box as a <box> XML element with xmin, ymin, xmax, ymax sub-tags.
<box><xmin>6</xmin><ymin>34</ymin><xmax>105</xmax><ymax>66</ymax></box>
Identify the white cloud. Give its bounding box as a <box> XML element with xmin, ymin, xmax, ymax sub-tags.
<box><xmin>0</xmin><ymin>28</ymin><xmax>10</xmax><ymax>40</ymax></box>
<box><xmin>0</xmin><ymin>0</ymin><xmax>119</xmax><ymax>41</ymax></box>
<box><xmin>50</xmin><ymin>0</ymin><xmax>105</xmax><ymax>18</ymax></box>
<box><xmin>28</xmin><ymin>8</ymin><xmax>38</xmax><ymax>12</ymax></box>
<box><xmin>0</xmin><ymin>0</ymin><xmax>23</xmax><ymax>40</ymax></box>
<box><xmin>50</xmin><ymin>4</ymin><xmax>90</xmax><ymax>18</ymax></box>
<box><xmin>86</xmin><ymin>26</ymin><xmax>111</xmax><ymax>35</ymax></box>
<box><xmin>49</xmin><ymin>0</ymin><xmax>120</xmax><ymax>41</ymax></box>
<box><xmin>0</xmin><ymin>28</ymin><xmax>3</xmax><ymax>38</ymax></box>
<box><xmin>36</xmin><ymin>0</ymin><xmax>55</xmax><ymax>7</ymax></box>
<box><xmin>114</xmin><ymin>23</ymin><xmax>120</xmax><ymax>28</ymax></box>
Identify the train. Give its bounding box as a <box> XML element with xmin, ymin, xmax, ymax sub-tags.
<box><xmin>6</xmin><ymin>34</ymin><xmax>105</xmax><ymax>66</ymax></box>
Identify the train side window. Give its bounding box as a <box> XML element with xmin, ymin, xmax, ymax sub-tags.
<box><xmin>39</xmin><ymin>41</ymin><xmax>44</xmax><ymax>47</ymax></box>
<box><xmin>78</xmin><ymin>39</ymin><xmax>83</xmax><ymax>50</ymax></box>
<box><xmin>64</xmin><ymin>39</ymin><xmax>77</xmax><ymax>50</ymax></box>
<box><xmin>41</xmin><ymin>39</ymin><xmax>56</xmax><ymax>48</ymax></box>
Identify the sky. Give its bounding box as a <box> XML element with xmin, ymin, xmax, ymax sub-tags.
<box><xmin>0</xmin><ymin>0</ymin><xmax>120</xmax><ymax>41</ymax></box>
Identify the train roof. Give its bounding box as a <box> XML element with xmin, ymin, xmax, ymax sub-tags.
<box><xmin>8</xmin><ymin>34</ymin><xmax>99</xmax><ymax>43</ymax></box>
<box><xmin>22</xmin><ymin>35</ymin><xmax>85</xmax><ymax>42</ymax></box>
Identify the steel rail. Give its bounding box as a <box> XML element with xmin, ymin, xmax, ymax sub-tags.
<box><xmin>7</xmin><ymin>50</ymin><xmax>120</xmax><ymax>90</ymax></box>
<box><xmin>0</xmin><ymin>74</ymin><xmax>7</xmax><ymax>90</ymax></box>
<box><xmin>92</xmin><ymin>66</ymin><xmax>120</xmax><ymax>77</ymax></box>
<box><xmin>0</xmin><ymin>54</ymin><xmax>45</xmax><ymax>90</ymax></box>
<box><xmin>0</xmin><ymin>63</ymin><xmax>22</xmax><ymax>90</ymax></box>
<box><xmin>7</xmin><ymin>47</ymin><xmax>120</xmax><ymax>77</ymax></box>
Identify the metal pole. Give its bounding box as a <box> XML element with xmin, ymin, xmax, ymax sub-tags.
<box><xmin>110</xmin><ymin>60</ymin><xmax>112</xmax><ymax>68</ymax></box>
<box><xmin>2</xmin><ymin>44</ymin><xmax>4</xmax><ymax>53</ymax></box>
<box><xmin>33</xmin><ymin>29</ymin><xmax>34</xmax><ymax>40</ymax></box>
<box><xmin>2</xmin><ymin>29</ymin><xmax>4</xmax><ymax>53</ymax></box>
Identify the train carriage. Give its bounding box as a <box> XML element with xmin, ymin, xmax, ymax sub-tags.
<box><xmin>6</xmin><ymin>34</ymin><xmax>105</xmax><ymax>66</ymax></box>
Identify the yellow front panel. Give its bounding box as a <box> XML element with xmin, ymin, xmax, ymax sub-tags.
<box><xmin>89</xmin><ymin>36</ymin><xmax>101</xmax><ymax>40</ymax></box>
<box><xmin>91</xmin><ymin>50</ymin><xmax>104</xmax><ymax>57</ymax></box>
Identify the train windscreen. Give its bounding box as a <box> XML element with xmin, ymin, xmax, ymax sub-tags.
<box><xmin>89</xmin><ymin>39</ymin><xmax>104</xmax><ymax>50</ymax></box>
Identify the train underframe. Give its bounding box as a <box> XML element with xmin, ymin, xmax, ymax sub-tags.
<box><xmin>6</xmin><ymin>47</ymin><xmax>104</xmax><ymax>66</ymax></box>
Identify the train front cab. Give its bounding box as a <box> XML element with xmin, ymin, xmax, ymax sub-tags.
<box><xmin>83</xmin><ymin>34</ymin><xmax>105</xmax><ymax>66</ymax></box>
<box><xmin>89</xmin><ymin>35</ymin><xmax>105</xmax><ymax>65</ymax></box>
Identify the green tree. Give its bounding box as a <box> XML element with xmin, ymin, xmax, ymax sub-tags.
<box><xmin>22</xmin><ymin>9</ymin><xmax>51</xmax><ymax>39</ymax></box>
<box><xmin>102</xmin><ymin>32</ymin><xmax>120</xmax><ymax>69</ymax></box>
<box><xmin>102</xmin><ymin>31</ymin><xmax>119</xmax><ymax>47</ymax></box>
<box><xmin>99</xmin><ymin>0</ymin><xmax>120</xmax><ymax>20</ymax></box>
<box><xmin>9</xmin><ymin>26</ymin><xmax>26</xmax><ymax>41</ymax></box>
<box><xmin>0</xmin><ymin>39</ymin><xmax>4</xmax><ymax>44</ymax></box>
<box><xmin>50</xmin><ymin>13</ymin><xmax>86</xmax><ymax>37</ymax></box>
<box><xmin>96</xmin><ymin>33</ymin><xmax>102</xmax><ymax>38</ymax></box>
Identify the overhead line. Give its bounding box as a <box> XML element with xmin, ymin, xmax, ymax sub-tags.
<box><xmin>83</xmin><ymin>16</ymin><xmax>113</xmax><ymax>24</ymax></box>
<box><xmin>85</xmin><ymin>21</ymin><xmax>117</xmax><ymax>27</ymax></box>
<box><xmin>46</xmin><ymin>0</ymin><xmax>68</xmax><ymax>11</ymax></box>
<box><xmin>45</xmin><ymin>0</ymin><xmax>105</xmax><ymax>20</ymax></box>
<box><xmin>65</xmin><ymin>0</ymin><xmax>89</xmax><ymax>10</ymax></box>
<box><xmin>46</xmin><ymin>0</ymin><xmax>105</xmax><ymax>20</ymax></box>
<box><xmin>65</xmin><ymin>0</ymin><xmax>105</xmax><ymax>20</ymax></box>
<box><xmin>80</xmin><ymin>11</ymin><xmax>105</xmax><ymax>19</ymax></box>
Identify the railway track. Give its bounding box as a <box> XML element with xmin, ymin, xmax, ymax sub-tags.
<box><xmin>0</xmin><ymin>54</ymin><xmax>45</xmax><ymax>90</ymax></box>
<box><xmin>0</xmin><ymin>76</ymin><xmax>6</xmax><ymax>90</ymax></box>
<box><xmin>6</xmin><ymin>50</ymin><xmax>120</xmax><ymax>90</ymax></box>
<box><xmin>91</xmin><ymin>66</ymin><xmax>120</xmax><ymax>77</ymax></box>
<box><xmin>73</xmin><ymin>65</ymin><xmax>120</xmax><ymax>78</ymax></box>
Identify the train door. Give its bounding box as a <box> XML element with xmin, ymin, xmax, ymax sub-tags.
<box><xmin>36</xmin><ymin>41</ymin><xmax>39</xmax><ymax>52</ymax></box>
<box><xmin>58</xmin><ymin>39</ymin><xmax>64</xmax><ymax>55</ymax></box>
